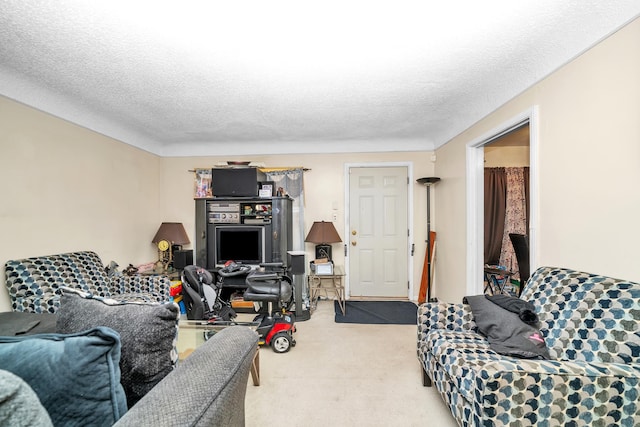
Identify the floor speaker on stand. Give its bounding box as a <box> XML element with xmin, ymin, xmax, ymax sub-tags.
<box><xmin>288</xmin><ymin>251</ymin><xmax>310</xmax><ymax>321</ymax></box>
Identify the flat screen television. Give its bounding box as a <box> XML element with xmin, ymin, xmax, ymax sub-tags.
<box><xmin>213</xmin><ymin>226</ymin><xmax>266</xmax><ymax>267</ymax></box>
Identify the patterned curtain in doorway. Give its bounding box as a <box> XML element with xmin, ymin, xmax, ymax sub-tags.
<box><xmin>263</xmin><ymin>168</ymin><xmax>305</xmax><ymax>252</ymax></box>
<box><xmin>498</xmin><ymin>167</ymin><xmax>528</xmax><ymax>276</ymax></box>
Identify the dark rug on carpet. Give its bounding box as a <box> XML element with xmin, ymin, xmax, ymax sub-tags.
<box><xmin>334</xmin><ymin>300</ymin><xmax>418</xmax><ymax>324</ymax></box>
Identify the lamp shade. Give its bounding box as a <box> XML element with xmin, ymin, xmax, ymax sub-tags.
<box><xmin>305</xmin><ymin>221</ymin><xmax>342</xmax><ymax>244</ymax></box>
<box><xmin>152</xmin><ymin>222</ymin><xmax>190</xmax><ymax>245</ymax></box>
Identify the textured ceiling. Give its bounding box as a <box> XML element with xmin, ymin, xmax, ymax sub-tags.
<box><xmin>0</xmin><ymin>1</ymin><xmax>639</xmax><ymax>157</ymax></box>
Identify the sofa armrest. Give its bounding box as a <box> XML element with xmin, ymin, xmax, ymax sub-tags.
<box><xmin>110</xmin><ymin>274</ymin><xmax>171</xmax><ymax>302</ymax></box>
<box><xmin>417</xmin><ymin>302</ymin><xmax>476</xmax><ymax>338</ymax></box>
<box><xmin>114</xmin><ymin>326</ymin><xmax>259</xmax><ymax>427</ymax></box>
<box><xmin>474</xmin><ymin>358</ymin><xmax>640</xmax><ymax>424</ymax></box>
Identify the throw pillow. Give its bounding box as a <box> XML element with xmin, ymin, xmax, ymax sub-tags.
<box><xmin>56</xmin><ymin>288</ymin><xmax>180</xmax><ymax>407</ymax></box>
<box><xmin>0</xmin><ymin>369</ymin><xmax>53</xmax><ymax>427</ymax></box>
<box><xmin>0</xmin><ymin>327</ymin><xmax>127</xmax><ymax>426</ymax></box>
<box><xmin>465</xmin><ymin>294</ymin><xmax>550</xmax><ymax>359</ymax></box>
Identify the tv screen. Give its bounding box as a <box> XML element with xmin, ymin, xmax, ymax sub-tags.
<box><xmin>215</xmin><ymin>226</ymin><xmax>264</xmax><ymax>265</ymax></box>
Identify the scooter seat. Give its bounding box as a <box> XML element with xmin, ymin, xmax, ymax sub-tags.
<box><xmin>243</xmin><ymin>290</ymin><xmax>280</xmax><ymax>303</ymax></box>
<box><xmin>244</xmin><ymin>281</ymin><xmax>293</xmax><ymax>304</ymax></box>
<box><xmin>244</xmin><ymin>270</ymin><xmax>293</xmax><ymax>306</ymax></box>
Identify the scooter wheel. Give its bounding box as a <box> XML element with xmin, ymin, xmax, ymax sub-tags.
<box><xmin>271</xmin><ymin>332</ymin><xmax>292</xmax><ymax>353</ymax></box>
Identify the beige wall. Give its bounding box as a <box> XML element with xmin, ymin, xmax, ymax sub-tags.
<box><xmin>0</xmin><ymin>95</ymin><xmax>435</xmax><ymax>310</ymax></box>
<box><xmin>0</xmin><ymin>96</ymin><xmax>162</xmax><ymax>311</ymax></box>
<box><xmin>435</xmin><ymin>17</ymin><xmax>640</xmax><ymax>303</ymax></box>
<box><xmin>484</xmin><ymin>146</ymin><xmax>530</xmax><ymax>167</ymax></box>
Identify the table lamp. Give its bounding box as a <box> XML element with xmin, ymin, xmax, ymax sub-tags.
<box><xmin>305</xmin><ymin>221</ymin><xmax>342</xmax><ymax>261</ymax></box>
<box><xmin>152</xmin><ymin>222</ymin><xmax>190</xmax><ymax>271</ymax></box>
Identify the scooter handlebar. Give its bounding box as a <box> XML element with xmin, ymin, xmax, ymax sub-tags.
<box><xmin>217</xmin><ymin>265</ymin><xmax>252</xmax><ymax>277</ymax></box>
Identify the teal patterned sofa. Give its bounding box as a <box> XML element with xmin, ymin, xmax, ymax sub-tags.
<box><xmin>417</xmin><ymin>266</ymin><xmax>640</xmax><ymax>427</ymax></box>
<box><xmin>4</xmin><ymin>251</ymin><xmax>171</xmax><ymax>313</ymax></box>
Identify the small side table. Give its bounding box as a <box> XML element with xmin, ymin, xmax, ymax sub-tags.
<box><xmin>177</xmin><ymin>320</ymin><xmax>261</xmax><ymax>386</ymax></box>
<box><xmin>308</xmin><ymin>266</ymin><xmax>346</xmax><ymax>315</ymax></box>
<box><xmin>484</xmin><ymin>267</ymin><xmax>515</xmax><ymax>296</ymax></box>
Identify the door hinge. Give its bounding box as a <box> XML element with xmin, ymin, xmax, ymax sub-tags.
<box><xmin>407</xmin><ymin>281</ymin><xmax>410</xmax><ymax>289</ymax></box>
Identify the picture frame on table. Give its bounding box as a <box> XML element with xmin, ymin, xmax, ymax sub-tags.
<box><xmin>259</xmin><ymin>183</ymin><xmax>273</xmax><ymax>198</ymax></box>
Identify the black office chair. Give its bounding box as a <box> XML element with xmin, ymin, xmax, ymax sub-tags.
<box><xmin>509</xmin><ymin>233</ymin><xmax>530</xmax><ymax>296</ymax></box>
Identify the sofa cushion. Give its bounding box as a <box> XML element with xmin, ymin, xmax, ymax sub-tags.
<box><xmin>0</xmin><ymin>327</ymin><xmax>128</xmax><ymax>426</ymax></box>
<box><xmin>522</xmin><ymin>267</ymin><xmax>640</xmax><ymax>364</ymax></box>
<box><xmin>428</xmin><ymin>329</ymin><xmax>495</xmax><ymax>401</ymax></box>
<box><xmin>4</xmin><ymin>251</ymin><xmax>112</xmax><ymax>313</ymax></box>
<box><xmin>56</xmin><ymin>288</ymin><xmax>179</xmax><ymax>407</ymax></box>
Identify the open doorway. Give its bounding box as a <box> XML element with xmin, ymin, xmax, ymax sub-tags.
<box><xmin>465</xmin><ymin>107</ymin><xmax>539</xmax><ymax>296</ymax></box>
<box><xmin>483</xmin><ymin>124</ymin><xmax>530</xmax><ymax>294</ymax></box>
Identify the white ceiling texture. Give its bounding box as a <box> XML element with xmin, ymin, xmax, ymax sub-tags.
<box><xmin>1</xmin><ymin>1</ymin><xmax>639</xmax><ymax>157</ymax></box>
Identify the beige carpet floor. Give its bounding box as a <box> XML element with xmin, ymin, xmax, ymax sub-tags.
<box><xmin>244</xmin><ymin>299</ymin><xmax>458</xmax><ymax>427</ymax></box>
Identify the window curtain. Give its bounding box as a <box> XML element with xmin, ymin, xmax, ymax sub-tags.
<box><xmin>484</xmin><ymin>167</ymin><xmax>529</xmax><ymax>276</ymax></box>
<box><xmin>263</xmin><ymin>168</ymin><xmax>305</xmax><ymax>252</ymax></box>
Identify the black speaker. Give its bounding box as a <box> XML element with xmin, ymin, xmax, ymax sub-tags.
<box><xmin>287</xmin><ymin>252</ymin><xmax>305</xmax><ymax>275</ymax></box>
<box><xmin>173</xmin><ymin>250</ymin><xmax>193</xmax><ymax>270</ymax></box>
<box><xmin>212</xmin><ymin>168</ymin><xmax>266</xmax><ymax>197</ymax></box>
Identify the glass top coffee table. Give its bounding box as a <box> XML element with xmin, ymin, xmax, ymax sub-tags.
<box><xmin>177</xmin><ymin>319</ymin><xmax>261</xmax><ymax>386</ymax></box>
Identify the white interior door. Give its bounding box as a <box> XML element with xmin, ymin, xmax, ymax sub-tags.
<box><xmin>348</xmin><ymin>166</ymin><xmax>409</xmax><ymax>297</ymax></box>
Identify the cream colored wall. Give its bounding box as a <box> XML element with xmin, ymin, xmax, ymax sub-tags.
<box><xmin>435</xmin><ymin>17</ymin><xmax>640</xmax><ymax>303</ymax></box>
<box><xmin>0</xmin><ymin>96</ymin><xmax>162</xmax><ymax>311</ymax></box>
<box><xmin>0</xmin><ymin>94</ymin><xmax>434</xmax><ymax>311</ymax></box>
<box><xmin>161</xmin><ymin>152</ymin><xmax>434</xmax><ymax>299</ymax></box>
<box><xmin>484</xmin><ymin>146</ymin><xmax>530</xmax><ymax>167</ymax></box>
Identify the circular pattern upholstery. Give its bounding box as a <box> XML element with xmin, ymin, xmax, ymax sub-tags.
<box><xmin>5</xmin><ymin>251</ymin><xmax>170</xmax><ymax>313</ymax></box>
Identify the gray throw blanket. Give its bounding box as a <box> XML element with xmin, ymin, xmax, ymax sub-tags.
<box><xmin>485</xmin><ymin>294</ymin><xmax>539</xmax><ymax>325</ymax></box>
<box><xmin>464</xmin><ymin>295</ymin><xmax>550</xmax><ymax>359</ymax></box>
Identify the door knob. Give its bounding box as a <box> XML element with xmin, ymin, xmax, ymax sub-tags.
<box><xmin>352</xmin><ymin>230</ymin><xmax>357</xmax><ymax>235</ymax></box>
<box><xmin>351</xmin><ymin>241</ymin><xmax>357</xmax><ymax>246</ymax></box>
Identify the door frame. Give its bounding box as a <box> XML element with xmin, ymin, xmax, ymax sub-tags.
<box><xmin>344</xmin><ymin>162</ymin><xmax>414</xmax><ymax>299</ymax></box>
<box><xmin>465</xmin><ymin>106</ymin><xmax>539</xmax><ymax>296</ymax></box>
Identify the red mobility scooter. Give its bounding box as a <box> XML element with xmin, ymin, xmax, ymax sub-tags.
<box><xmin>181</xmin><ymin>262</ymin><xmax>296</xmax><ymax>353</ymax></box>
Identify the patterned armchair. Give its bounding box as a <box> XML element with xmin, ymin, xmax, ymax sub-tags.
<box><xmin>417</xmin><ymin>266</ymin><xmax>640</xmax><ymax>426</ymax></box>
<box><xmin>5</xmin><ymin>251</ymin><xmax>171</xmax><ymax>313</ymax></box>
